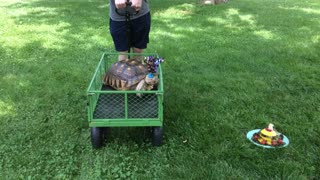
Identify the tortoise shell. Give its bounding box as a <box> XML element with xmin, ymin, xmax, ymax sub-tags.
<box><xmin>103</xmin><ymin>59</ymin><xmax>148</xmax><ymax>90</ymax></box>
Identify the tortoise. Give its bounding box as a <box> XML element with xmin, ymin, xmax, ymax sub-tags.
<box><xmin>103</xmin><ymin>59</ymin><xmax>158</xmax><ymax>91</ymax></box>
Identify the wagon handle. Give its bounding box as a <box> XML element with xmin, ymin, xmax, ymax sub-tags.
<box><xmin>115</xmin><ymin>0</ymin><xmax>139</xmax><ymax>56</ymax></box>
<box><xmin>115</xmin><ymin>1</ymin><xmax>139</xmax><ymax>17</ymax></box>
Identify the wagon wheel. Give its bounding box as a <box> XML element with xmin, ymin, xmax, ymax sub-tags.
<box><xmin>91</xmin><ymin>127</ymin><xmax>104</xmax><ymax>149</ymax></box>
<box><xmin>102</xmin><ymin>127</ymin><xmax>110</xmax><ymax>143</ymax></box>
<box><xmin>152</xmin><ymin>126</ymin><xmax>164</xmax><ymax>146</ymax></box>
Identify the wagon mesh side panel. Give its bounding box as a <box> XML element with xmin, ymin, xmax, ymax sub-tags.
<box><xmin>128</xmin><ymin>93</ymin><xmax>158</xmax><ymax>118</ymax></box>
<box><xmin>93</xmin><ymin>93</ymin><xmax>125</xmax><ymax>119</ymax></box>
<box><xmin>93</xmin><ymin>87</ymin><xmax>159</xmax><ymax>119</ymax></box>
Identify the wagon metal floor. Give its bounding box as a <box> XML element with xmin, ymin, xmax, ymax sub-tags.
<box><xmin>93</xmin><ymin>85</ymin><xmax>159</xmax><ymax>119</ymax></box>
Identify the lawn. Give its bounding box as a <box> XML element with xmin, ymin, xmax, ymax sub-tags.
<box><xmin>0</xmin><ymin>0</ymin><xmax>319</xmax><ymax>179</ymax></box>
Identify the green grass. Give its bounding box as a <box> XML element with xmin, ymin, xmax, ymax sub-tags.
<box><xmin>1</xmin><ymin>0</ymin><xmax>320</xmax><ymax>179</ymax></box>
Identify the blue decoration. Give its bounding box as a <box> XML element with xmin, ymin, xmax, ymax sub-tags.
<box><xmin>147</xmin><ymin>73</ymin><xmax>154</xmax><ymax>78</ymax></box>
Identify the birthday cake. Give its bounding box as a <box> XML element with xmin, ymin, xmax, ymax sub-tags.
<box><xmin>252</xmin><ymin>123</ymin><xmax>285</xmax><ymax>146</ymax></box>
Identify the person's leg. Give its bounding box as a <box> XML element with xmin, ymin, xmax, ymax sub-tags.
<box><xmin>109</xmin><ymin>18</ymin><xmax>130</xmax><ymax>61</ymax></box>
<box><xmin>133</xmin><ymin>47</ymin><xmax>144</xmax><ymax>61</ymax></box>
<box><xmin>110</xmin><ymin>12</ymin><xmax>150</xmax><ymax>61</ymax></box>
<box><xmin>133</xmin><ymin>47</ymin><xmax>143</xmax><ymax>53</ymax></box>
<box><xmin>118</xmin><ymin>51</ymin><xmax>129</xmax><ymax>61</ymax></box>
<box><xmin>131</xmin><ymin>12</ymin><xmax>151</xmax><ymax>61</ymax></box>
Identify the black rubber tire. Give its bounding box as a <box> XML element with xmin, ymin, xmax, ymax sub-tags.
<box><xmin>91</xmin><ymin>127</ymin><xmax>103</xmax><ymax>149</ymax></box>
<box><xmin>152</xmin><ymin>126</ymin><xmax>163</xmax><ymax>146</ymax></box>
<box><xmin>102</xmin><ymin>127</ymin><xmax>110</xmax><ymax>143</ymax></box>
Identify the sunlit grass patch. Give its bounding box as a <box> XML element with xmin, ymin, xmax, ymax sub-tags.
<box><xmin>0</xmin><ymin>102</ymin><xmax>15</xmax><ymax>117</ymax></box>
<box><xmin>280</xmin><ymin>6</ymin><xmax>320</xmax><ymax>15</ymax></box>
<box><xmin>253</xmin><ymin>30</ymin><xmax>275</xmax><ymax>40</ymax></box>
<box><xmin>153</xmin><ymin>3</ymin><xmax>195</xmax><ymax>18</ymax></box>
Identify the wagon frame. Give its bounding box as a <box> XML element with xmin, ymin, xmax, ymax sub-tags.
<box><xmin>87</xmin><ymin>52</ymin><xmax>164</xmax><ymax>148</ymax></box>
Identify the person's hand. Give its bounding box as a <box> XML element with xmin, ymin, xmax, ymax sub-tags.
<box><xmin>115</xmin><ymin>0</ymin><xmax>126</xmax><ymax>9</ymax></box>
<box><xmin>130</xmin><ymin>0</ymin><xmax>142</xmax><ymax>11</ymax></box>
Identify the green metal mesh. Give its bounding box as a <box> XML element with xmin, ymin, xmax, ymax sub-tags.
<box><xmin>93</xmin><ymin>86</ymin><xmax>159</xmax><ymax>119</ymax></box>
<box><xmin>127</xmin><ymin>93</ymin><xmax>158</xmax><ymax>118</ymax></box>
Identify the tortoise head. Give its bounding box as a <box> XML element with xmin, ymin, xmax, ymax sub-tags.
<box><xmin>145</xmin><ymin>73</ymin><xmax>158</xmax><ymax>85</ymax></box>
<box><xmin>135</xmin><ymin>74</ymin><xmax>158</xmax><ymax>93</ymax></box>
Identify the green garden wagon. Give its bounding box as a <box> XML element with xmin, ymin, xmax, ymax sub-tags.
<box><xmin>87</xmin><ymin>52</ymin><xmax>164</xmax><ymax>148</ymax></box>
